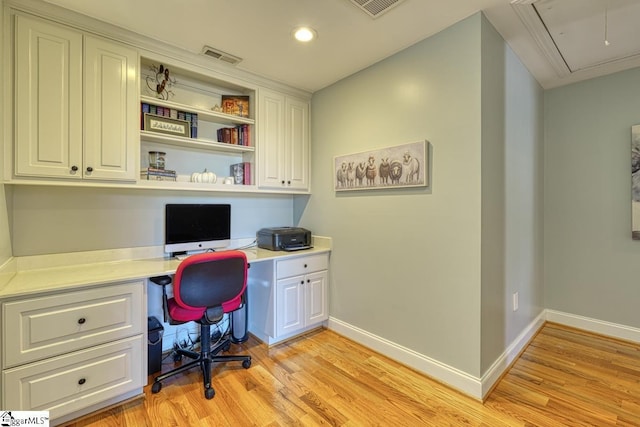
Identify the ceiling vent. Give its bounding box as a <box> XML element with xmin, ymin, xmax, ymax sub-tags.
<box><xmin>201</xmin><ymin>46</ymin><xmax>242</xmax><ymax>65</ymax></box>
<box><xmin>349</xmin><ymin>0</ymin><xmax>406</xmax><ymax>19</ymax></box>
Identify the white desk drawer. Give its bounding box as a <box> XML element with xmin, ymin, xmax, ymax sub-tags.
<box><xmin>277</xmin><ymin>253</ymin><xmax>328</xmax><ymax>279</ymax></box>
<box><xmin>2</xmin><ymin>335</ymin><xmax>144</xmax><ymax>418</ymax></box>
<box><xmin>2</xmin><ymin>281</ymin><xmax>144</xmax><ymax>368</ymax></box>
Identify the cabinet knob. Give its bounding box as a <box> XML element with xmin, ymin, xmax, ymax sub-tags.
<box><xmin>304</xmin><ymin>264</ymin><xmax>308</xmax><ymax>268</ymax></box>
<box><xmin>287</xmin><ymin>180</ymin><xmax>291</xmax><ymax>185</ymax></box>
<box><xmin>71</xmin><ymin>165</ymin><xmax>78</xmax><ymax>172</ymax></box>
<box><xmin>86</xmin><ymin>166</ymin><xmax>93</xmax><ymax>173</ymax></box>
<box><xmin>281</xmin><ymin>180</ymin><xmax>285</xmax><ymax>185</ymax></box>
<box><xmin>301</xmin><ymin>280</ymin><xmax>304</xmax><ymax>285</ymax></box>
<box><xmin>307</xmin><ymin>279</ymin><xmax>310</xmax><ymax>283</ymax></box>
<box><xmin>78</xmin><ymin>317</ymin><xmax>86</xmax><ymax>325</ymax></box>
<box><xmin>78</xmin><ymin>378</ymin><xmax>86</xmax><ymax>385</ymax></box>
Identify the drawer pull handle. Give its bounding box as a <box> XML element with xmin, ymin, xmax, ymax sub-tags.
<box><xmin>78</xmin><ymin>318</ymin><xmax>86</xmax><ymax>325</ymax></box>
<box><xmin>78</xmin><ymin>378</ymin><xmax>86</xmax><ymax>385</ymax></box>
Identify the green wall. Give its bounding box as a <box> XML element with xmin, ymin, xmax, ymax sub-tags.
<box><xmin>299</xmin><ymin>13</ymin><xmax>545</xmax><ymax>379</ymax></box>
<box><xmin>544</xmin><ymin>67</ymin><xmax>640</xmax><ymax>327</ymax></box>
<box><xmin>479</xmin><ymin>15</ymin><xmax>544</xmax><ymax>374</ymax></box>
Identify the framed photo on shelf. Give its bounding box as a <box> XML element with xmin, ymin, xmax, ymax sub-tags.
<box><xmin>143</xmin><ymin>113</ymin><xmax>190</xmax><ymax>138</ymax></box>
<box><xmin>221</xmin><ymin>95</ymin><xmax>250</xmax><ymax>118</ymax></box>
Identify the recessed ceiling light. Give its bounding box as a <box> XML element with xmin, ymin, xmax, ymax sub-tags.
<box><xmin>293</xmin><ymin>27</ymin><xmax>317</xmax><ymax>42</ymax></box>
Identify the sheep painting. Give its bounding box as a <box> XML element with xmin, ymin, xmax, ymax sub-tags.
<box><xmin>355</xmin><ymin>162</ymin><xmax>366</xmax><ymax>186</ymax></box>
<box><xmin>336</xmin><ymin>162</ymin><xmax>348</xmax><ymax>188</ymax></box>
<box><xmin>402</xmin><ymin>152</ymin><xmax>420</xmax><ymax>183</ymax></box>
<box><xmin>365</xmin><ymin>156</ymin><xmax>377</xmax><ymax>186</ymax></box>
<box><xmin>346</xmin><ymin>162</ymin><xmax>356</xmax><ymax>188</ymax></box>
<box><xmin>334</xmin><ymin>140</ymin><xmax>427</xmax><ymax>191</ymax></box>
<box><xmin>379</xmin><ymin>158</ymin><xmax>390</xmax><ymax>184</ymax></box>
<box><xmin>389</xmin><ymin>160</ymin><xmax>402</xmax><ymax>184</ymax></box>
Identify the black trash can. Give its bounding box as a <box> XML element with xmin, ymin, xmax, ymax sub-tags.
<box><xmin>148</xmin><ymin>316</ymin><xmax>164</xmax><ymax>375</ymax></box>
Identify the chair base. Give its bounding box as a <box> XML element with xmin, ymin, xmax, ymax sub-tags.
<box><xmin>151</xmin><ymin>324</ymin><xmax>251</xmax><ymax>399</ymax></box>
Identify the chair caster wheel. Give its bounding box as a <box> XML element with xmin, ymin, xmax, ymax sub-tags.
<box><xmin>242</xmin><ymin>359</ymin><xmax>251</xmax><ymax>369</ymax></box>
<box><xmin>151</xmin><ymin>382</ymin><xmax>162</xmax><ymax>394</ymax></box>
<box><xmin>205</xmin><ymin>388</ymin><xmax>215</xmax><ymax>399</ymax></box>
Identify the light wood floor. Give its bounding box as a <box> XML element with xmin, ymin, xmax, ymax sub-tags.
<box><xmin>63</xmin><ymin>323</ymin><xmax>640</xmax><ymax>426</ymax></box>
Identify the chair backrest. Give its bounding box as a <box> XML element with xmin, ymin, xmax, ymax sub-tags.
<box><xmin>173</xmin><ymin>251</ymin><xmax>248</xmax><ymax>312</ymax></box>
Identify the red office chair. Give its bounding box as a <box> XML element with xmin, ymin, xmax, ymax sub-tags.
<box><xmin>149</xmin><ymin>251</ymin><xmax>252</xmax><ymax>399</ymax></box>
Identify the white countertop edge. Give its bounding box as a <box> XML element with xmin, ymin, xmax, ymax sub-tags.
<box><xmin>0</xmin><ymin>236</ymin><xmax>332</xmax><ymax>300</ymax></box>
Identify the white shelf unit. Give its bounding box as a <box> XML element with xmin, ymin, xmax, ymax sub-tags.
<box><xmin>139</xmin><ymin>57</ymin><xmax>256</xmax><ymax>186</ymax></box>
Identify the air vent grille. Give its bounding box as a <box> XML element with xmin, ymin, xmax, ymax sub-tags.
<box><xmin>201</xmin><ymin>46</ymin><xmax>242</xmax><ymax>65</ymax></box>
<box><xmin>349</xmin><ymin>0</ymin><xmax>406</xmax><ymax>18</ymax></box>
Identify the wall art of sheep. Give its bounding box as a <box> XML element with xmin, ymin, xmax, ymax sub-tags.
<box><xmin>333</xmin><ymin>140</ymin><xmax>428</xmax><ymax>191</ymax></box>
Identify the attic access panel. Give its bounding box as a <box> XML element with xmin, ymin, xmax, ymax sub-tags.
<box><xmin>514</xmin><ymin>0</ymin><xmax>640</xmax><ymax>75</ymax></box>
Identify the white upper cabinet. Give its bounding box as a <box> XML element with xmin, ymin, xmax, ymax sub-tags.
<box><xmin>14</xmin><ymin>14</ymin><xmax>83</xmax><ymax>179</ymax></box>
<box><xmin>84</xmin><ymin>36</ymin><xmax>138</xmax><ymax>181</ymax></box>
<box><xmin>7</xmin><ymin>5</ymin><xmax>312</xmax><ymax>194</ymax></box>
<box><xmin>257</xmin><ymin>89</ymin><xmax>310</xmax><ymax>192</ymax></box>
<box><xmin>13</xmin><ymin>13</ymin><xmax>138</xmax><ymax>181</ymax></box>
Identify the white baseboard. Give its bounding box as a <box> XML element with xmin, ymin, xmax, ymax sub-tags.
<box><xmin>480</xmin><ymin>311</ymin><xmax>546</xmax><ymax>398</ymax></box>
<box><xmin>546</xmin><ymin>309</ymin><xmax>640</xmax><ymax>343</ymax></box>
<box><xmin>327</xmin><ymin>317</ymin><xmax>483</xmax><ymax>398</ymax></box>
<box><xmin>328</xmin><ymin>310</ymin><xmax>638</xmax><ymax>401</ymax></box>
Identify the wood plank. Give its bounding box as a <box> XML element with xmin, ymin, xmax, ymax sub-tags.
<box><xmin>61</xmin><ymin>324</ymin><xmax>640</xmax><ymax>426</ymax></box>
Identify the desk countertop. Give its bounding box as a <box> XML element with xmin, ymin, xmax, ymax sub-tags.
<box><xmin>0</xmin><ymin>240</ymin><xmax>331</xmax><ymax>300</ymax></box>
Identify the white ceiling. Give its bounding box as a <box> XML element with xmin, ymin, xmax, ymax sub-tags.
<box><xmin>39</xmin><ymin>0</ymin><xmax>640</xmax><ymax>93</ymax></box>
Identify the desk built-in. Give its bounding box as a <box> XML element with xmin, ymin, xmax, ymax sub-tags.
<box><xmin>0</xmin><ymin>238</ymin><xmax>330</xmax><ymax>425</ymax></box>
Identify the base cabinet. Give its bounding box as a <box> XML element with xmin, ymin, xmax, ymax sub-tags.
<box><xmin>3</xmin><ymin>336</ymin><xmax>144</xmax><ymax>421</ymax></box>
<box><xmin>276</xmin><ymin>270</ymin><xmax>328</xmax><ymax>337</ymax></box>
<box><xmin>0</xmin><ymin>281</ymin><xmax>146</xmax><ymax>424</ymax></box>
<box><xmin>248</xmin><ymin>252</ymin><xmax>329</xmax><ymax>345</ymax></box>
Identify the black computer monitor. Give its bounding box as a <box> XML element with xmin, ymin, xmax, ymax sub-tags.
<box><xmin>164</xmin><ymin>204</ymin><xmax>231</xmax><ymax>255</ymax></box>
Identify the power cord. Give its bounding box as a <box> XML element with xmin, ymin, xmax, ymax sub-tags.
<box><xmin>232</xmin><ymin>239</ymin><xmax>257</xmax><ymax>250</ymax></box>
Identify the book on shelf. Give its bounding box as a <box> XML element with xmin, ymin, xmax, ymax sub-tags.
<box><xmin>141</xmin><ymin>167</ymin><xmax>177</xmax><ymax>181</ymax></box>
<box><xmin>216</xmin><ymin>124</ymin><xmax>250</xmax><ymax>146</ymax></box>
<box><xmin>141</xmin><ymin>103</ymin><xmax>150</xmax><ymax>129</ymax></box>
<box><xmin>230</xmin><ymin>162</ymin><xmax>251</xmax><ymax>185</ymax></box>
<box><xmin>221</xmin><ymin>95</ymin><xmax>250</xmax><ymax>118</ymax></box>
<box><xmin>191</xmin><ymin>113</ymin><xmax>198</xmax><ymax>138</ymax></box>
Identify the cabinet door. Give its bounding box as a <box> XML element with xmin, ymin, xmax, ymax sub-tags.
<box><xmin>84</xmin><ymin>36</ymin><xmax>138</xmax><ymax>181</ymax></box>
<box><xmin>14</xmin><ymin>14</ymin><xmax>83</xmax><ymax>179</ymax></box>
<box><xmin>258</xmin><ymin>89</ymin><xmax>285</xmax><ymax>188</ymax></box>
<box><xmin>275</xmin><ymin>275</ymin><xmax>304</xmax><ymax>337</ymax></box>
<box><xmin>285</xmin><ymin>96</ymin><xmax>310</xmax><ymax>191</ymax></box>
<box><xmin>2</xmin><ymin>335</ymin><xmax>144</xmax><ymax>419</ymax></box>
<box><xmin>305</xmin><ymin>270</ymin><xmax>328</xmax><ymax>325</ymax></box>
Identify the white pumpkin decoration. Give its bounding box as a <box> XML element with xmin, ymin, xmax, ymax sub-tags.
<box><xmin>191</xmin><ymin>169</ymin><xmax>217</xmax><ymax>183</ymax></box>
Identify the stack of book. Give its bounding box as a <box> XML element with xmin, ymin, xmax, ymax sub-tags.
<box><xmin>140</xmin><ymin>167</ymin><xmax>177</xmax><ymax>181</ymax></box>
<box><xmin>230</xmin><ymin>162</ymin><xmax>251</xmax><ymax>185</ymax></box>
<box><xmin>217</xmin><ymin>124</ymin><xmax>250</xmax><ymax>146</ymax></box>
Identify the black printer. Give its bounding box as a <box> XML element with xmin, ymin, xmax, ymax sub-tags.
<box><xmin>257</xmin><ymin>227</ymin><xmax>312</xmax><ymax>251</ymax></box>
